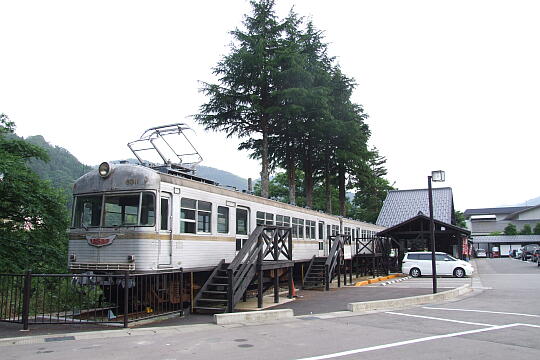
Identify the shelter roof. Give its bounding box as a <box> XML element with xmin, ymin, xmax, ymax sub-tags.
<box><xmin>376</xmin><ymin>188</ymin><xmax>454</xmax><ymax>227</ymax></box>
<box><xmin>377</xmin><ymin>214</ymin><xmax>470</xmax><ymax>238</ymax></box>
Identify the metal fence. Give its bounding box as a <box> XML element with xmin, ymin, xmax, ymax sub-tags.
<box><xmin>0</xmin><ymin>270</ymin><xmax>184</xmax><ymax>329</ymax></box>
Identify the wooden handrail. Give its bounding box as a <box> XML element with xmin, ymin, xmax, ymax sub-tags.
<box><xmin>325</xmin><ymin>235</ymin><xmax>345</xmax><ymax>289</ymax></box>
<box><xmin>226</xmin><ymin>225</ymin><xmax>292</xmax><ymax>312</ymax></box>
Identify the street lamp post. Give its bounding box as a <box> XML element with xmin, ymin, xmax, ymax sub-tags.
<box><xmin>428</xmin><ymin>170</ymin><xmax>445</xmax><ymax>294</ymax></box>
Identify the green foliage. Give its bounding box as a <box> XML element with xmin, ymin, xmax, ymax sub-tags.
<box><xmin>0</xmin><ymin>114</ymin><xmax>69</xmax><ymax>273</ymax></box>
<box><xmin>519</xmin><ymin>224</ymin><xmax>532</xmax><ymax>235</ymax></box>
<box><xmin>197</xmin><ymin>1</ymin><xmax>390</xmax><ymax>218</ymax></box>
<box><xmin>534</xmin><ymin>222</ymin><xmax>540</xmax><ymax>235</ymax></box>
<box><xmin>454</xmin><ymin>210</ymin><xmax>467</xmax><ymax>228</ymax></box>
<box><xmin>488</xmin><ymin>231</ymin><xmax>503</xmax><ymax>235</ymax></box>
<box><xmin>503</xmin><ymin>223</ymin><xmax>517</xmax><ymax>235</ymax></box>
<box><xmin>24</xmin><ymin>135</ymin><xmax>92</xmax><ymax>209</ymax></box>
<box><xmin>196</xmin><ymin>0</ymin><xmax>284</xmax><ymax>198</ymax></box>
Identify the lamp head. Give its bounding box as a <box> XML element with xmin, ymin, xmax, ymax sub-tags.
<box><xmin>431</xmin><ymin>170</ymin><xmax>445</xmax><ymax>182</ymax></box>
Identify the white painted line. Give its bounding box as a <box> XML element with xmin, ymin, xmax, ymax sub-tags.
<box><xmin>518</xmin><ymin>323</ymin><xmax>540</xmax><ymax>329</ymax></box>
<box><xmin>294</xmin><ymin>324</ymin><xmax>519</xmax><ymax>360</ymax></box>
<box><xmin>422</xmin><ymin>307</ymin><xmax>540</xmax><ymax>318</ymax></box>
<box><xmin>385</xmin><ymin>311</ymin><xmax>496</xmax><ymax>327</ymax></box>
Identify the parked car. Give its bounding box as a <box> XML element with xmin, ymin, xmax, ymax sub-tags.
<box><xmin>521</xmin><ymin>244</ymin><xmax>540</xmax><ymax>261</ymax></box>
<box><xmin>515</xmin><ymin>249</ymin><xmax>523</xmax><ymax>259</ymax></box>
<box><xmin>402</xmin><ymin>252</ymin><xmax>474</xmax><ymax>278</ymax></box>
<box><xmin>476</xmin><ymin>249</ymin><xmax>487</xmax><ymax>258</ymax></box>
<box><xmin>532</xmin><ymin>249</ymin><xmax>540</xmax><ymax>263</ymax></box>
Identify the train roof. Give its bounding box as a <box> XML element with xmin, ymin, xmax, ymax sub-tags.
<box><xmin>73</xmin><ymin>162</ymin><xmax>383</xmax><ymax>229</ymax></box>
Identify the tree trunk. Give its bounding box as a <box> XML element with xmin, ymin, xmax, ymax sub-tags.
<box><xmin>338</xmin><ymin>164</ymin><xmax>346</xmax><ymax>217</ymax></box>
<box><xmin>260</xmin><ymin>122</ymin><xmax>270</xmax><ymax>199</ymax></box>
<box><xmin>286</xmin><ymin>145</ymin><xmax>296</xmax><ymax>205</ymax></box>
<box><xmin>324</xmin><ymin>155</ymin><xmax>332</xmax><ymax>214</ymax></box>
<box><xmin>304</xmin><ymin>150</ymin><xmax>313</xmax><ymax>209</ymax></box>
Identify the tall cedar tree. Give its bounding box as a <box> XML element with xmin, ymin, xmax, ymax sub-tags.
<box><xmin>327</xmin><ymin>67</ymin><xmax>370</xmax><ymax>216</ymax></box>
<box><xmin>196</xmin><ymin>0</ymin><xmax>284</xmax><ymax>198</ymax></box>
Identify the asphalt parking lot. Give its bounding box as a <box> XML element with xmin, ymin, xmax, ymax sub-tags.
<box><xmin>3</xmin><ymin>257</ymin><xmax>540</xmax><ymax>360</ymax></box>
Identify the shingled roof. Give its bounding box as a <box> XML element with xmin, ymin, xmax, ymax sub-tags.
<box><xmin>376</xmin><ymin>187</ymin><xmax>455</xmax><ymax>227</ymax></box>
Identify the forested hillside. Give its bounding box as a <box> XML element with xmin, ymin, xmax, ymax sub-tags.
<box><xmin>25</xmin><ymin>135</ymin><xmax>92</xmax><ymax>199</ymax></box>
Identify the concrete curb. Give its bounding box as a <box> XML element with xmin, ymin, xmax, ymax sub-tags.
<box><xmin>347</xmin><ymin>284</ymin><xmax>472</xmax><ymax>312</ymax></box>
<box><xmin>214</xmin><ymin>309</ymin><xmax>294</xmax><ymax>325</ymax></box>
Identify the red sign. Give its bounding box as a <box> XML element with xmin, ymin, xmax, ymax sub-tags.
<box><xmin>86</xmin><ymin>235</ymin><xmax>116</xmax><ymax>247</ymax></box>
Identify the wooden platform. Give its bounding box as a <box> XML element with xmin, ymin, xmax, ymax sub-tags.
<box><xmin>260</xmin><ymin>260</ymin><xmax>294</xmax><ymax>270</ymax></box>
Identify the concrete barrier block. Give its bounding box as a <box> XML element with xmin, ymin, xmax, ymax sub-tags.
<box><xmin>214</xmin><ymin>309</ymin><xmax>294</xmax><ymax>325</ymax></box>
<box><xmin>347</xmin><ymin>285</ymin><xmax>471</xmax><ymax>312</ymax></box>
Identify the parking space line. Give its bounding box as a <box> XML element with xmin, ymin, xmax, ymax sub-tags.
<box><xmin>385</xmin><ymin>311</ymin><xmax>496</xmax><ymax>327</ymax></box>
<box><xmin>294</xmin><ymin>324</ymin><xmax>518</xmax><ymax>360</ymax></box>
<box><xmin>518</xmin><ymin>323</ymin><xmax>540</xmax><ymax>329</ymax></box>
<box><xmin>422</xmin><ymin>307</ymin><xmax>540</xmax><ymax>318</ymax></box>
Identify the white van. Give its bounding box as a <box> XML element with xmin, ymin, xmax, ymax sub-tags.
<box><xmin>402</xmin><ymin>252</ymin><xmax>474</xmax><ymax>278</ymax></box>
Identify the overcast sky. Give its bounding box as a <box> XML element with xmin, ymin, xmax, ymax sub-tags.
<box><xmin>1</xmin><ymin>0</ymin><xmax>539</xmax><ymax>211</ymax></box>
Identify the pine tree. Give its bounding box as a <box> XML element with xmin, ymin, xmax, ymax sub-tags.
<box><xmin>196</xmin><ymin>0</ymin><xmax>284</xmax><ymax>198</ymax></box>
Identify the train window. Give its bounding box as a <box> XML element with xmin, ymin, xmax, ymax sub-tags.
<box><xmin>160</xmin><ymin>197</ymin><xmax>169</xmax><ymax>231</ymax></box>
<box><xmin>73</xmin><ymin>195</ymin><xmax>102</xmax><ymax>227</ymax></box>
<box><xmin>140</xmin><ymin>193</ymin><xmax>155</xmax><ymax>226</ymax></box>
<box><xmin>236</xmin><ymin>208</ymin><xmax>248</xmax><ymax>235</ymax></box>
<box><xmin>331</xmin><ymin>225</ymin><xmax>339</xmax><ymax>236</ymax></box>
<box><xmin>197</xmin><ymin>200</ymin><xmax>212</xmax><ymax>233</ymax></box>
<box><xmin>103</xmin><ymin>194</ymin><xmax>140</xmax><ymax>227</ymax></box>
<box><xmin>298</xmin><ymin>219</ymin><xmax>304</xmax><ymax>238</ymax></box>
<box><xmin>180</xmin><ymin>198</ymin><xmax>196</xmax><ymax>233</ymax></box>
<box><xmin>327</xmin><ymin>224</ymin><xmax>331</xmax><ymax>240</ymax></box>
<box><xmin>310</xmin><ymin>221</ymin><xmax>316</xmax><ymax>239</ymax></box>
<box><xmin>217</xmin><ymin>206</ymin><xmax>229</xmax><ymax>233</ymax></box>
<box><xmin>256</xmin><ymin>211</ymin><xmax>274</xmax><ymax>226</ymax></box>
<box><xmin>292</xmin><ymin>218</ymin><xmax>299</xmax><ymax>237</ymax></box>
<box><xmin>318</xmin><ymin>222</ymin><xmax>324</xmax><ymax>240</ymax></box>
<box><xmin>306</xmin><ymin>220</ymin><xmax>316</xmax><ymax>239</ymax></box>
<box><xmin>283</xmin><ymin>216</ymin><xmax>290</xmax><ymax>227</ymax></box>
<box><xmin>256</xmin><ymin>211</ymin><xmax>265</xmax><ymax>226</ymax></box>
<box><xmin>276</xmin><ymin>215</ymin><xmax>283</xmax><ymax>226</ymax></box>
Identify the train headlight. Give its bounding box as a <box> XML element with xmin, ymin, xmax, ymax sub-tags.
<box><xmin>127</xmin><ymin>255</ymin><xmax>135</xmax><ymax>263</ymax></box>
<box><xmin>69</xmin><ymin>254</ymin><xmax>77</xmax><ymax>262</ymax></box>
<box><xmin>98</xmin><ymin>162</ymin><xmax>111</xmax><ymax>178</ymax></box>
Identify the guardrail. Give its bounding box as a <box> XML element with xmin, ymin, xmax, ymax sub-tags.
<box><xmin>0</xmin><ymin>270</ymin><xmax>184</xmax><ymax>329</ymax></box>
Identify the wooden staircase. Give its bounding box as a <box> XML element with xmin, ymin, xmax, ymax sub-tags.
<box><xmin>302</xmin><ymin>235</ymin><xmax>346</xmax><ymax>291</ymax></box>
<box><xmin>192</xmin><ymin>225</ymin><xmax>293</xmax><ymax>314</ymax></box>
<box><xmin>302</xmin><ymin>256</ymin><xmax>327</xmax><ymax>289</ymax></box>
<box><xmin>192</xmin><ymin>259</ymin><xmax>229</xmax><ymax>313</ymax></box>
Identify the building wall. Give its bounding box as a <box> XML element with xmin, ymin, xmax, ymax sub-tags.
<box><xmin>470</xmin><ymin>219</ymin><xmax>539</xmax><ymax>235</ymax></box>
<box><xmin>517</xmin><ymin>207</ymin><xmax>540</xmax><ymax>221</ymax></box>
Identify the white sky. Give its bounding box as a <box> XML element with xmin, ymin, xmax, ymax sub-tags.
<box><xmin>1</xmin><ymin>0</ymin><xmax>539</xmax><ymax>211</ymax></box>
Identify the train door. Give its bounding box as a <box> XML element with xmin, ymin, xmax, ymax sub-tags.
<box><xmin>158</xmin><ymin>192</ymin><xmax>172</xmax><ymax>266</ymax></box>
<box><xmin>235</xmin><ymin>206</ymin><xmax>250</xmax><ymax>252</ymax></box>
<box><xmin>325</xmin><ymin>224</ymin><xmax>331</xmax><ymax>256</ymax></box>
<box><xmin>318</xmin><ymin>221</ymin><xmax>325</xmax><ymax>256</ymax></box>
